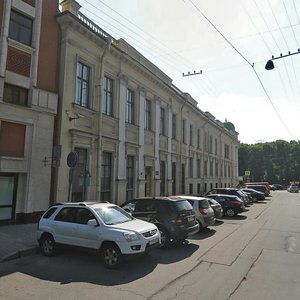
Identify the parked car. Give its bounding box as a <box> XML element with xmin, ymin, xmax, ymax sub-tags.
<box><xmin>240</xmin><ymin>188</ymin><xmax>265</xmax><ymax>202</ymax></box>
<box><xmin>174</xmin><ymin>196</ymin><xmax>215</xmax><ymax>231</ymax></box>
<box><xmin>37</xmin><ymin>202</ymin><xmax>160</xmax><ymax>269</ymax></box>
<box><xmin>205</xmin><ymin>188</ymin><xmax>250</xmax><ymax>206</ymax></box>
<box><xmin>121</xmin><ymin>197</ymin><xmax>199</xmax><ymax>247</ymax></box>
<box><xmin>288</xmin><ymin>185</ymin><xmax>299</xmax><ymax>193</ymax></box>
<box><xmin>243</xmin><ymin>184</ymin><xmax>269</xmax><ymax>196</ymax></box>
<box><xmin>207</xmin><ymin>198</ymin><xmax>223</xmax><ymax>219</ymax></box>
<box><xmin>270</xmin><ymin>184</ymin><xmax>283</xmax><ymax>190</ymax></box>
<box><xmin>205</xmin><ymin>194</ymin><xmax>246</xmax><ymax>217</ymax></box>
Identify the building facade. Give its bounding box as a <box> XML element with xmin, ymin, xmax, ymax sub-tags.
<box><xmin>54</xmin><ymin>1</ymin><xmax>239</xmax><ymax>206</ymax></box>
<box><xmin>0</xmin><ymin>0</ymin><xmax>60</xmax><ymax>222</ymax></box>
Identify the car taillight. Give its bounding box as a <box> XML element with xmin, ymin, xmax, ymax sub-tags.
<box><xmin>199</xmin><ymin>208</ymin><xmax>207</xmax><ymax>215</ymax></box>
<box><xmin>232</xmin><ymin>201</ymin><xmax>241</xmax><ymax>206</ymax></box>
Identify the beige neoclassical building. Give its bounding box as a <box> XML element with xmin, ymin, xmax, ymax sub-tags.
<box><xmin>54</xmin><ymin>0</ymin><xmax>239</xmax><ymax>206</ymax></box>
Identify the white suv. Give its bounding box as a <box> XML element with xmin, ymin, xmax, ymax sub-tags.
<box><xmin>37</xmin><ymin>202</ymin><xmax>160</xmax><ymax>268</ymax></box>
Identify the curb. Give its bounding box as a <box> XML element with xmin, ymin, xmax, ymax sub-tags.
<box><xmin>1</xmin><ymin>246</ymin><xmax>39</xmax><ymax>263</ymax></box>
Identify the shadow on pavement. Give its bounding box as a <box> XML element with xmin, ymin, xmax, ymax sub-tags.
<box><xmin>0</xmin><ymin>242</ymin><xmax>199</xmax><ymax>286</ymax></box>
<box><xmin>189</xmin><ymin>228</ymin><xmax>216</xmax><ymax>241</ymax></box>
<box><xmin>221</xmin><ymin>215</ymin><xmax>247</xmax><ymax>221</ymax></box>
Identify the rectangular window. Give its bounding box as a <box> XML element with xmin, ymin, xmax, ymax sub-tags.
<box><xmin>210</xmin><ymin>161</ymin><xmax>213</xmax><ymax>177</ymax></box>
<box><xmin>0</xmin><ymin>121</ymin><xmax>25</xmax><ymax>157</ymax></box>
<box><xmin>182</xmin><ymin>119</ymin><xmax>186</xmax><ymax>144</ymax></box>
<box><xmin>215</xmin><ymin>138</ymin><xmax>218</xmax><ymax>155</ymax></box>
<box><xmin>209</xmin><ymin>135</ymin><xmax>213</xmax><ymax>153</ymax></box>
<box><xmin>215</xmin><ymin>162</ymin><xmax>218</xmax><ymax>177</ymax></box>
<box><xmin>197</xmin><ymin>128</ymin><xmax>201</xmax><ymax>148</ymax></box>
<box><xmin>126</xmin><ymin>156</ymin><xmax>134</xmax><ymax>201</ymax></box>
<box><xmin>224</xmin><ymin>144</ymin><xmax>230</xmax><ymax>159</ymax></box>
<box><xmin>204</xmin><ymin>160</ymin><xmax>208</xmax><ymax>176</ymax></box>
<box><xmin>101</xmin><ymin>152</ymin><xmax>112</xmax><ymax>201</ymax></box>
<box><xmin>76</xmin><ymin>62</ymin><xmax>90</xmax><ymax>107</ymax></box>
<box><xmin>197</xmin><ymin>158</ymin><xmax>201</xmax><ymax>178</ymax></box>
<box><xmin>172</xmin><ymin>113</ymin><xmax>176</xmax><ymax>139</ymax></box>
<box><xmin>126</xmin><ymin>89</ymin><xmax>134</xmax><ymax>124</ymax></box>
<box><xmin>189</xmin><ymin>157</ymin><xmax>193</xmax><ymax>178</ymax></box>
<box><xmin>189</xmin><ymin>184</ymin><xmax>193</xmax><ymax>195</ymax></box>
<box><xmin>160</xmin><ymin>107</ymin><xmax>165</xmax><ymax>135</ymax></box>
<box><xmin>172</xmin><ymin>162</ymin><xmax>176</xmax><ymax>195</ymax></box>
<box><xmin>160</xmin><ymin>161</ymin><xmax>166</xmax><ymax>196</ymax></box>
<box><xmin>9</xmin><ymin>10</ymin><xmax>33</xmax><ymax>46</ymax></box>
<box><xmin>205</xmin><ymin>131</ymin><xmax>209</xmax><ymax>151</ymax></box>
<box><xmin>197</xmin><ymin>183</ymin><xmax>201</xmax><ymax>194</ymax></box>
<box><xmin>3</xmin><ymin>84</ymin><xmax>28</xmax><ymax>106</ymax></box>
<box><xmin>103</xmin><ymin>76</ymin><xmax>113</xmax><ymax>116</ymax></box>
<box><xmin>190</xmin><ymin>124</ymin><xmax>193</xmax><ymax>146</ymax></box>
<box><xmin>145</xmin><ymin>100</ymin><xmax>151</xmax><ymax>130</ymax></box>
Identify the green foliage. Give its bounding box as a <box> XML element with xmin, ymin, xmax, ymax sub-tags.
<box><xmin>238</xmin><ymin>140</ymin><xmax>300</xmax><ymax>185</ymax></box>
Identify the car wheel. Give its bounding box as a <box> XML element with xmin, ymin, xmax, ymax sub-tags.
<box><xmin>101</xmin><ymin>243</ymin><xmax>123</xmax><ymax>269</ymax></box>
<box><xmin>158</xmin><ymin>227</ymin><xmax>171</xmax><ymax>248</ymax></box>
<box><xmin>252</xmin><ymin>197</ymin><xmax>258</xmax><ymax>203</ymax></box>
<box><xmin>226</xmin><ymin>208</ymin><xmax>235</xmax><ymax>217</ymax></box>
<box><xmin>197</xmin><ymin>220</ymin><xmax>204</xmax><ymax>232</ymax></box>
<box><xmin>40</xmin><ymin>234</ymin><xmax>56</xmax><ymax>256</ymax></box>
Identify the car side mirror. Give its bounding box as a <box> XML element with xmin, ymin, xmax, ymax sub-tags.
<box><xmin>87</xmin><ymin>219</ymin><xmax>98</xmax><ymax>226</ymax></box>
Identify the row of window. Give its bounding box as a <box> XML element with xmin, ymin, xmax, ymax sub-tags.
<box><xmin>76</xmin><ymin>62</ymin><xmax>231</xmax><ymax>157</ymax></box>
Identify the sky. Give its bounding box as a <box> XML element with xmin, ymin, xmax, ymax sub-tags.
<box><xmin>74</xmin><ymin>0</ymin><xmax>300</xmax><ymax>144</ymax></box>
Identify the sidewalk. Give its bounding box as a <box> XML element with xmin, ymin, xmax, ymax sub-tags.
<box><xmin>0</xmin><ymin>223</ymin><xmax>39</xmax><ymax>262</ymax></box>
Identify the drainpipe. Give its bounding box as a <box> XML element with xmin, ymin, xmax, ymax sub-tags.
<box><xmin>96</xmin><ymin>37</ymin><xmax>112</xmax><ymax>202</ymax></box>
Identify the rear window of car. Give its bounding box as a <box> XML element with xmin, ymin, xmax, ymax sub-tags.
<box><xmin>42</xmin><ymin>207</ymin><xmax>57</xmax><ymax>219</ymax></box>
<box><xmin>173</xmin><ymin>200</ymin><xmax>193</xmax><ymax>212</ymax></box>
<box><xmin>199</xmin><ymin>199</ymin><xmax>210</xmax><ymax>209</ymax></box>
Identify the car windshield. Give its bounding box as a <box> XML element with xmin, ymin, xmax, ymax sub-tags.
<box><xmin>94</xmin><ymin>206</ymin><xmax>133</xmax><ymax>225</ymax></box>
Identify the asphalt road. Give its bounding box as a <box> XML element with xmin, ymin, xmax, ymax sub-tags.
<box><xmin>0</xmin><ymin>191</ymin><xmax>299</xmax><ymax>300</ymax></box>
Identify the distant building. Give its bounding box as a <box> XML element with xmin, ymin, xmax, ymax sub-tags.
<box><xmin>0</xmin><ymin>0</ymin><xmax>60</xmax><ymax>222</ymax></box>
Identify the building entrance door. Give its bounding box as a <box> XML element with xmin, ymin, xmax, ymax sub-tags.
<box><xmin>0</xmin><ymin>174</ymin><xmax>17</xmax><ymax>221</ymax></box>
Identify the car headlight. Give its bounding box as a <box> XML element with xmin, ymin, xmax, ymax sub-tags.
<box><xmin>123</xmin><ymin>232</ymin><xmax>140</xmax><ymax>242</ymax></box>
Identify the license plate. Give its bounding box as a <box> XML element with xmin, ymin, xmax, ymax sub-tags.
<box><xmin>150</xmin><ymin>238</ymin><xmax>159</xmax><ymax>245</ymax></box>
<box><xmin>188</xmin><ymin>216</ymin><xmax>194</xmax><ymax>222</ymax></box>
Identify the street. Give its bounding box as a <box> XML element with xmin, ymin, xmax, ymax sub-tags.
<box><xmin>1</xmin><ymin>191</ymin><xmax>300</xmax><ymax>300</ymax></box>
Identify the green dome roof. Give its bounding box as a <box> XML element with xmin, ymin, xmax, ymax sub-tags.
<box><xmin>223</xmin><ymin>121</ymin><xmax>235</xmax><ymax>132</ymax></box>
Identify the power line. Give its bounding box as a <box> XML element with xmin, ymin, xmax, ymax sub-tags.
<box><xmin>253</xmin><ymin>0</ymin><xmax>296</xmax><ymax>97</ymax></box>
<box><xmin>79</xmin><ymin>0</ymin><xmax>218</xmax><ymax>97</ymax></box>
<box><xmin>241</xmin><ymin>1</ymin><xmax>289</xmax><ymax>99</ymax></box>
<box><xmin>267</xmin><ymin>0</ymin><xmax>300</xmax><ymax>97</ymax></box>
<box><xmin>187</xmin><ymin>0</ymin><xmax>296</xmax><ymax>140</ymax></box>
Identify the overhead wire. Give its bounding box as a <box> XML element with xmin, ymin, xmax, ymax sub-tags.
<box><xmin>240</xmin><ymin>1</ymin><xmax>289</xmax><ymax>99</ymax></box>
<box><xmin>293</xmin><ymin>0</ymin><xmax>300</xmax><ymax>25</ymax></box>
<box><xmin>252</xmin><ymin>0</ymin><xmax>295</xmax><ymax>97</ymax></box>
<box><xmin>187</xmin><ymin>0</ymin><xmax>296</xmax><ymax>140</ymax></box>
<box><xmin>281</xmin><ymin>0</ymin><xmax>300</xmax><ymax>96</ymax></box>
<box><xmin>79</xmin><ymin>0</ymin><xmax>219</xmax><ymax>97</ymax></box>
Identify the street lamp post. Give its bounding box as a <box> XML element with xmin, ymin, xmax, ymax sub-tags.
<box><xmin>265</xmin><ymin>49</ymin><xmax>300</xmax><ymax>70</ymax></box>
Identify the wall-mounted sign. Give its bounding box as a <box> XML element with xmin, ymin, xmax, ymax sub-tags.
<box><xmin>67</xmin><ymin>151</ymin><xmax>78</xmax><ymax>168</ymax></box>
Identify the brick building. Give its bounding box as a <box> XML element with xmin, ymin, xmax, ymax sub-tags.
<box><xmin>0</xmin><ymin>0</ymin><xmax>60</xmax><ymax>222</ymax></box>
